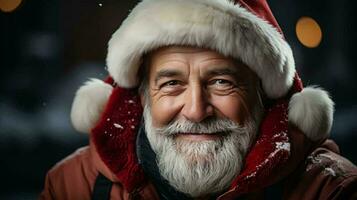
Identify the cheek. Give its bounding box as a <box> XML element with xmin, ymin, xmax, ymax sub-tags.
<box><xmin>150</xmin><ymin>96</ymin><xmax>182</xmax><ymax>127</ymax></box>
<box><xmin>211</xmin><ymin>94</ymin><xmax>250</xmax><ymax>124</ymax></box>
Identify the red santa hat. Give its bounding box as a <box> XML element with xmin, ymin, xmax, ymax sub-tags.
<box><xmin>70</xmin><ymin>0</ymin><xmax>334</xmax><ymax>142</ymax></box>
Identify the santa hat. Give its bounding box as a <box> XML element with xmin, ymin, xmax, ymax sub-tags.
<box><xmin>70</xmin><ymin>0</ymin><xmax>334</xmax><ymax>142</ymax></box>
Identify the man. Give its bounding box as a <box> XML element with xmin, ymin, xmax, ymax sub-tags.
<box><xmin>41</xmin><ymin>0</ymin><xmax>357</xmax><ymax>199</ymax></box>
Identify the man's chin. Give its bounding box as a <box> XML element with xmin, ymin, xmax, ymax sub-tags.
<box><xmin>157</xmin><ymin>135</ymin><xmax>243</xmax><ymax>197</ymax></box>
<box><xmin>173</xmin><ymin>137</ymin><xmax>224</xmax><ymax>163</ymax></box>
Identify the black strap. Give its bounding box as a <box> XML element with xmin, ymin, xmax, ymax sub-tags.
<box><xmin>264</xmin><ymin>180</ymin><xmax>283</xmax><ymax>200</ymax></box>
<box><xmin>92</xmin><ymin>173</ymin><xmax>113</xmax><ymax>200</ymax></box>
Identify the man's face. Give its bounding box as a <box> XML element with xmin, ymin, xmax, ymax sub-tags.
<box><xmin>141</xmin><ymin>46</ymin><xmax>262</xmax><ymax>197</ymax></box>
<box><xmin>146</xmin><ymin>46</ymin><xmax>259</xmax><ymax>131</ymax></box>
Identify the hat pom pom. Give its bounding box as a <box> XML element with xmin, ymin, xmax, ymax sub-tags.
<box><xmin>288</xmin><ymin>86</ymin><xmax>334</xmax><ymax>141</ymax></box>
<box><xmin>71</xmin><ymin>79</ymin><xmax>113</xmax><ymax>133</ymax></box>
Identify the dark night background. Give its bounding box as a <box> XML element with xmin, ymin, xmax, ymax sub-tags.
<box><xmin>0</xmin><ymin>0</ymin><xmax>356</xmax><ymax>199</ymax></box>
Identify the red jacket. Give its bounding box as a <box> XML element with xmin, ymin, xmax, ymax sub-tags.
<box><xmin>40</xmin><ymin>86</ymin><xmax>357</xmax><ymax>200</ymax></box>
<box><xmin>40</xmin><ymin>125</ymin><xmax>357</xmax><ymax>200</ymax></box>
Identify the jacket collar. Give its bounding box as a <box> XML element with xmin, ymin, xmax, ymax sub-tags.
<box><xmin>91</xmin><ymin>87</ymin><xmax>146</xmax><ymax>192</ymax></box>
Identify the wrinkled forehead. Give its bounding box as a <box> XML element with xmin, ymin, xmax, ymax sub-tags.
<box><xmin>140</xmin><ymin>45</ymin><xmax>258</xmax><ymax>81</ymax></box>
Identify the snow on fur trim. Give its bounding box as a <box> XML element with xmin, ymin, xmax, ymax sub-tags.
<box><xmin>71</xmin><ymin>79</ymin><xmax>113</xmax><ymax>133</ymax></box>
<box><xmin>288</xmin><ymin>87</ymin><xmax>334</xmax><ymax>141</ymax></box>
<box><xmin>106</xmin><ymin>0</ymin><xmax>295</xmax><ymax>99</ymax></box>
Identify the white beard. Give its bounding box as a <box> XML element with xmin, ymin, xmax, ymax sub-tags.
<box><xmin>143</xmin><ymin>104</ymin><xmax>259</xmax><ymax>197</ymax></box>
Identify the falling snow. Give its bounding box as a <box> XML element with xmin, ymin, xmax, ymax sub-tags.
<box><xmin>128</xmin><ymin>100</ymin><xmax>135</xmax><ymax>104</ymax></box>
<box><xmin>276</xmin><ymin>142</ymin><xmax>290</xmax><ymax>151</ymax></box>
<box><xmin>306</xmin><ymin>154</ymin><xmax>341</xmax><ymax>176</ymax></box>
<box><xmin>98</xmin><ymin>3</ymin><xmax>103</xmax><ymax>7</ymax></box>
<box><xmin>114</xmin><ymin>123</ymin><xmax>124</xmax><ymax>129</ymax></box>
<box><xmin>245</xmin><ymin>145</ymin><xmax>284</xmax><ymax>180</ymax></box>
<box><xmin>320</xmin><ymin>154</ymin><xmax>338</xmax><ymax>162</ymax></box>
<box><xmin>246</xmin><ymin>172</ymin><xmax>257</xmax><ymax>179</ymax></box>
<box><xmin>324</xmin><ymin>167</ymin><xmax>336</xmax><ymax>177</ymax></box>
<box><xmin>306</xmin><ymin>155</ymin><xmax>322</xmax><ymax>171</ymax></box>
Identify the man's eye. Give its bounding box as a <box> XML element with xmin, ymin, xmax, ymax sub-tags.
<box><xmin>207</xmin><ymin>79</ymin><xmax>236</xmax><ymax>93</ymax></box>
<box><xmin>211</xmin><ymin>79</ymin><xmax>233</xmax><ymax>86</ymax></box>
<box><xmin>161</xmin><ymin>80</ymin><xmax>180</xmax><ymax>88</ymax></box>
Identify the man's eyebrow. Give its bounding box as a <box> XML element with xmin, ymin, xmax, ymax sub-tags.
<box><xmin>203</xmin><ymin>67</ymin><xmax>238</xmax><ymax>77</ymax></box>
<box><xmin>154</xmin><ymin>69</ymin><xmax>183</xmax><ymax>84</ymax></box>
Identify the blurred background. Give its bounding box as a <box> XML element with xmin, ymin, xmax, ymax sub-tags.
<box><xmin>0</xmin><ymin>0</ymin><xmax>356</xmax><ymax>199</ymax></box>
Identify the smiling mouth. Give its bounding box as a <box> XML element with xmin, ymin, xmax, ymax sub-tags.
<box><xmin>175</xmin><ymin>132</ymin><xmax>227</xmax><ymax>141</ymax></box>
<box><xmin>177</xmin><ymin>131</ymin><xmax>228</xmax><ymax>135</ymax></box>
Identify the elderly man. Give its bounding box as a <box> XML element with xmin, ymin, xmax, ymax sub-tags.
<box><xmin>41</xmin><ymin>0</ymin><xmax>357</xmax><ymax>199</ymax></box>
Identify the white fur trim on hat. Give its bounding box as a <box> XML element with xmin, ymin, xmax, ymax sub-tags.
<box><xmin>106</xmin><ymin>0</ymin><xmax>295</xmax><ymax>99</ymax></box>
<box><xmin>71</xmin><ymin>79</ymin><xmax>113</xmax><ymax>133</ymax></box>
<box><xmin>288</xmin><ymin>87</ymin><xmax>334</xmax><ymax>141</ymax></box>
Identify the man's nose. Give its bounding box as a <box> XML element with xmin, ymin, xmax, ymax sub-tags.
<box><xmin>181</xmin><ymin>84</ymin><xmax>213</xmax><ymax>122</ymax></box>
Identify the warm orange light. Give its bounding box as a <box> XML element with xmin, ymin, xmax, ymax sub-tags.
<box><xmin>0</xmin><ymin>0</ymin><xmax>22</xmax><ymax>12</ymax></box>
<box><xmin>296</xmin><ymin>17</ymin><xmax>322</xmax><ymax>48</ymax></box>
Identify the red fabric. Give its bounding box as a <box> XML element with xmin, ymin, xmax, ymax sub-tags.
<box><xmin>104</xmin><ymin>76</ymin><xmax>116</xmax><ymax>87</ymax></box>
<box><xmin>292</xmin><ymin>73</ymin><xmax>303</xmax><ymax>92</ymax></box>
<box><xmin>236</xmin><ymin>0</ymin><xmax>283</xmax><ymax>35</ymax></box>
<box><xmin>91</xmin><ymin>86</ymin><xmax>145</xmax><ymax>192</ymax></box>
<box><xmin>228</xmin><ymin>99</ymin><xmax>290</xmax><ymax>196</ymax></box>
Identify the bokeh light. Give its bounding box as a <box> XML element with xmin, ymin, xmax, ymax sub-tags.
<box><xmin>0</xmin><ymin>0</ymin><xmax>22</xmax><ymax>12</ymax></box>
<box><xmin>296</xmin><ymin>16</ymin><xmax>322</xmax><ymax>48</ymax></box>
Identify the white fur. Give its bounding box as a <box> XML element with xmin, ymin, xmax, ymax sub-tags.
<box><xmin>71</xmin><ymin>79</ymin><xmax>113</xmax><ymax>133</ymax></box>
<box><xmin>143</xmin><ymin>104</ymin><xmax>259</xmax><ymax>197</ymax></box>
<box><xmin>288</xmin><ymin>87</ymin><xmax>334</xmax><ymax>141</ymax></box>
<box><xmin>106</xmin><ymin>0</ymin><xmax>295</xmax><ymax>99</ymax></box>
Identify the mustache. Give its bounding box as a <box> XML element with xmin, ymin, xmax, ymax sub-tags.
<box><xmin>155</xmin><ymin>117</ymin><xmax>245</xmax><ymax>136</ymax></box>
